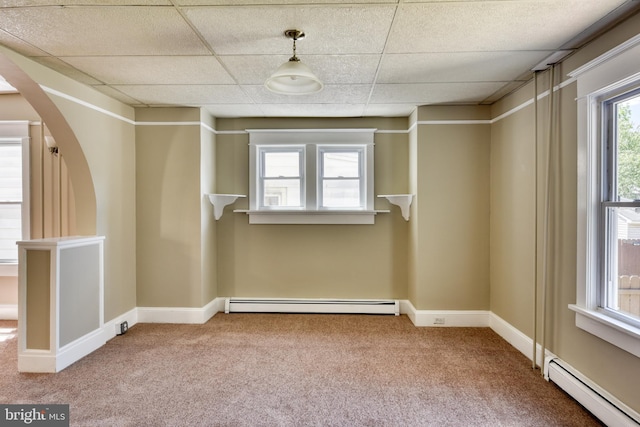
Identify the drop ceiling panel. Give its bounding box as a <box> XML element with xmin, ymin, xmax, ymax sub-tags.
<box><xmin>386</xmin><ymin>1</ymin><xmax>630</xmax><ymax>53</ymax></box>
<box><xmin>377</xmin><ymin>51</ymin><xmax>553</xmax><ymax>83</ymax></box>
<box><xmin>364</xmin><ymin>104</ymin><xmax>416</xmax><ymax>117</ymax></box>
<box><xmin>202</xmin><ymin>104</ymin><xmax>266</xmax><ymax>118</ymax></box>
<box><xmin>256</xmin><ymin>103</ymin><xmax>366</xmax><ymax>117</ymax></box>
<box><xmin>60</xmin><ymin>56</ymin><xmax>235</xmax><ymax>85</ymax></box>
<box><xmin>183</xmin><ymin>5</ymin><xmax>396</xmax><ymax>55</ymax></box>
<box><xmin>370</xmin><ymin>82</ymin><xmax>507</xmax><ymax>105</ymax></box>
<box><xmin>221</xmin><ymin>54</ymin><xmax>380</xmax><ymax>85</ymax></box>
<box><xmin>0</xmin><ymin>0</ymin><xmax>637</xmax><ymax>118</ymax></box>
<box><xmin>111</xmin><ymin>84</ymin><xmax>253</xmax><ymax>105</ymax></box>
<box><xmin>242</xmin><ymin>84</ymin><xmax>371</xmax><ymax>104</ymax></box>
<box><xmin>0</xmin><ymin>6</ymin><xmax>210</xmax><ymax>56</ymax></box>
<box><xmin>178</xmin><ymin>0</ymin><xmax>395</xmax><ymax>4</ymax></box>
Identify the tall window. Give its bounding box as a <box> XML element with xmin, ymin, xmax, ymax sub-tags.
<box><xmin>0</xmin><ymin>139</ymin><xmax>23</xmax><ymax>263</ymax></box>
<box><xmin>601</xmin><ymin>89</ymin><xmax>640</xmax><ymax>325</ymax></box>
<box><xmin>572</xmin><ymin>36</ymin><xmax>640</xmax><ymax>358</ymax></box>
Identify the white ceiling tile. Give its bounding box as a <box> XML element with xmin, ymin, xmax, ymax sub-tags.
<box><xmin>31</xmin><ymin>57</ymin><xmax>102</xmax><ymax>85</ymax></box>
<box><xmin>183</xmin><ymin>5</ymin><xmax>395</xmax><ymax>55</ymax></box>
<box><xmin>91</xmin><ymin>85</ymin><xmax>148</xmax><ymax>105</ymax></box>
<box><xmin>221</xmin><ymin>54</ymin><xmax>380</xmax><ymax>85</ymax></box>
<box><xmin>202</xmin><ymin>104</ymin><xmax>266</xmax><ymax>118</ymax></box>
<box><xmin>60</xmin><ymin>56</ymin><xmax>235</xmax><ymax>85</ymax></box>
<box><xmin>178</xmin><ymin>0</ymin><xmax>394</xmax><ymax>4</ymax></box>
<box><xmin>377</xmin><ymin>51</ymin><xmax>553</xmax><ymax>83</ymax></box>
<box><xmin>0</xmin><ymin>6</ymin><xmax>210</xmax><ymax>56</ymax></box>
<box><xmin>386</xmin><ymin>1</ymin><xmax>630</xmax><ymax>53</ymax></box>
<box><xmin>258</xmin><ymin>104</ymin><xmax>366</xmax><ymax>117</ymax></box>
<box><xmin>111</xmin><ymin>85</ymin><xmax>253</xmax><ymax>105</ymax></box>
<box><xmin>0</xmin><ymin>0</ymin><xmax>170</xmax><ymax>4</ymax></box>
<box><xmin>0</xmin><ymin>0</ymin><xmax>635</xmax><ymax>118</ymax></box>
<box><xmin>370</xmin><ymin>82</ymin><xmax>506</xmax><ymax>104</ymax></box>
<box><xmin>363</xmin><ymin>104</ymin><xmax>416</xmax><ymax>117</ymax></box>
<box><xmin>0</xmin><ymin>29</ymin><xmax>50</xmax><ymax>57</ymax></box>
<box><xmin>242</xmin><ymin>84</ymin><xmax>371</xmax><ymax>104</ymax></box>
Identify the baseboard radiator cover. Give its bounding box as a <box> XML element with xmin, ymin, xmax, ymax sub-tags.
<box><xmin>225</xmin><ymin>298</ymin><xmax>400</xmax><ymax>316</ymax></box>
<box><xmin>545</xmin><ymin>357</ymin><xmax>640</xmax><ymax>427</ymax></box>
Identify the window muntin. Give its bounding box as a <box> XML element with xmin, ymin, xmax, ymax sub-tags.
<box><xmin>601</xmin><ymin>89</ymin><xmax>640</xmax><ymax>325</ymax></box>
<box><xmin>0</xmin><ymin>141</ymin><xmax>22</xmax><ymax>263</ymax></box>
<box><xmin>319</xmin><ymin>147</ymin><xmax>364</xmax><ymax>209</ymax></box>
<box><xmin>259</xmin><ymin>147</ymin><xmax>304</xmax><ymax>209</ymax></box>
<box><xmin>247</xmin><ymin>129</ymin><xmax>376</xmax><ymax>224</ymax></box>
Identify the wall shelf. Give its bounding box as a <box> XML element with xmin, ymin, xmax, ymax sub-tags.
<box><xmin>377</xmin><ymin>194</ymin><xmax>414</xmax><ymax>221</ymax></box>
<box><xmin>206</xmin><ymin>194</ymin><xmax>246</xmax><ymax>220</ymax></box>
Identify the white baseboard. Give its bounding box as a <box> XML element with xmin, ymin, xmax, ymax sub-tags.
<box><xmin>18</xmin><ymin>327</ymin><xmax>107</xmax><ymax>373</ymax></box>
<box><xmin>489</xmin><ymin>312</ymin><xmax>545</xmax><ymax>366</ymax></box>
<box><xmin>103</xmin><ymin>307</ymin><xmax>138</xmax><ymax>340</ymax></box>
<box><xmin>0</xmin><ymin>304</ymin><xmax>17</xmax><ymax>320</ymax></box>
<box><xmin>401</xmin><ymin>300</ymin><xmax>489</xmax><ymax>327</ymax></box>
<box><xmin>137</xmin><ymin>297</ymin><xmax>225</xmax><ymax>324</ymax></box>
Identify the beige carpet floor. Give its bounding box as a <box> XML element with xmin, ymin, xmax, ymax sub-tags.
<box><xmin>0</xmin><ymin>314</ymin><xmax>603</xmax><ymax>426</ymax></box>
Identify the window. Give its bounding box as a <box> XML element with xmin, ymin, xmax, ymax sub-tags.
<box><xmin>0</xmin><ymin>141</ymin><xmax>22</xmax><ymax>262</ymax></box>
<box><xmin>247</xmin><ymin>129</ymin><xmax>375</xmax><ymax>224</ymax></box>
<box><xmin>601</xmin><ymin>89</ymin><xmax>640</xmax><ymax>326</ymax></box>
<box><xmin>259</xmin><ymin>147</ymin><xmax>304</xmax><ymax>209</ymax></box>
<box><xmin>319</xmin><ymin>147</ymin><xmax>364</xmax><ymax>209</ymax></box>
<box><xmin>571</xmin><ymin>35</ymin><xmax>640</xmax><ymax>358</ymax></box>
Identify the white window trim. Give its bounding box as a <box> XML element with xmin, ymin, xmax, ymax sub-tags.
<box><xmin>0</xmin><ymin>121</ymin><xmax>30</xmax><ymax>265</ymax></box>
<box><xmin>244</xmin><ymin>129</ymin><xmax>383</xmax><ymax>224</ymax></box>
<box><xmin>571</xmin><ymin>35</ymin><xmax>640</xmax><ymax>358</ymax></box>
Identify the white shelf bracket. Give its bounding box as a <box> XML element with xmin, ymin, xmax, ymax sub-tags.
<box><xmin>206</xmin><ymin>194</ymin><xmax>246</xmax><ymax>220</ymax></box>
<box><xmin>377</xmin><ymin>194</ymin><xmax>414</xmax><ymax>221</ymax></box>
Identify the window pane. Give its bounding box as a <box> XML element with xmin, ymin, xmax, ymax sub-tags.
<box><xmin>0</xmin><ymin>204</ymin><xmax>21</xmax><ymax>262</ymax></box>
<box><xmin>322</xmin><ymin>179</ymin><xmax>360</xmax><ymax>208</ymax></box>
<box><xmin>615</xmin><ymin>94</ymin><xmax>640</xmax><ymax>201</ymax></box>
<box><xmin>606</xmin><ymin>206</ymin><xmax>640</xmax><ymax>321</ymax></box>
<box><xmin>263</xmin><ymin>152</ymin><xmax>300</xmax><ymax>178</ymax></box>
<box><xmin>263</xmin><ymin>179</ymin><xmax>301</xmax><ymax>207</ymax></box>
<box><xmin>0</xmin><ymin>144</ymin><xmax>22</xmax><ymax>201</ymax></box>
<box><xmin>322</xmin><ymin>151</ymin><xmax>360</xmax><ymax>178</ymax></box>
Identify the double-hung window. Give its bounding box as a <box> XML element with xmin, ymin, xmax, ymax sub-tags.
<box><xmin>248</xmin><ymin>129</ymin><xmax>375</xmax><ymax>224</ymax></box>
<box><xmin>601</xmin><ymin>89</ymin><xmax>640</xmax><ymax>326</ymax></box>
<box><xmin>0</xmin><ymin>141</ymin><xmax>22</xmax><ymax>263</ymax></box>
<box><xmin>259</xmin><ymin>147</ymin><xmax>304</xmax><ymax>209</ymax></box>
<box><xmin>318</xmin><ymin>147</ymin><xmax>364</xmax><ymax>209</ymax></box>
<box><xmin>0</xmin><ymin>121</ymin><xmax>29</xmax><ymax>265</ymax></box>
<box><xmin>572</xmin><ymin>35</ymin><xmax>640</xmax><ymax>358</ymax></box>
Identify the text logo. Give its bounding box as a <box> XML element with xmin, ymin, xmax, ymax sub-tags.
<box><xmin>0</xmin><ymin>405</ymin><xmax>69</xmax><ymax>426</ymax></box>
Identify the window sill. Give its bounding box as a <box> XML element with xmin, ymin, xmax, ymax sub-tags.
<box><xmin>569</xmin><ymin>304</ymin><xmax>640</xmax><ymax>358</ymax></box>
<box><xmin>234</xmin><ymin>209</ymin><xmax>390</xmax><ymax>224</ymax></box>
<box><xmin>0</xmin><ymin>263</ymin><xmax>18</xmax><ymax>277</ymax></box>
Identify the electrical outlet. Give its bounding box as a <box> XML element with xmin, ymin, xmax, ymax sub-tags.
<box><xmin>116</xmin><ymin>321</ymin><xmax>128</xmax><ymax>335</ymax></box>
<box><xmin>434</xmin><ymin>317</ymin><xmax>445</xmax><ymax>325</ymax></box>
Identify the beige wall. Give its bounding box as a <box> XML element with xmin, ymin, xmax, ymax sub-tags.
<box><xmin>214</xmin><ymin>117</ymin><xmax>409</xmax><ymax>300</ymax></box>
<box><xmin>135</xmin><ymin>108</ymin><xmax>208</xmax><ymax>308</ymax></box>
<box><xmin>410</xmin><ymin>106</ymin><xmax>491</xmax><ymax>310</ymax></box>
<box><xmin>489</xmin><ymin>11</ymin><xmax>640</xmax><ymax>412</ymax></box>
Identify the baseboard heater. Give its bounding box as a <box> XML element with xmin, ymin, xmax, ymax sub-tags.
<box><xmin>546</xmin><ymin>357</ymin><xmax>640</xmax><ymax>426</ymax></box>
<box><xmin>224</xmin><ymin>298</ymin><xmax>400</xmax><ymax>316</ymax></box>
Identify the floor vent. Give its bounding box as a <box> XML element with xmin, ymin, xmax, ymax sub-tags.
<box><xmin>224</xmin><ymin>298</ymin><xmax>400</xmax><ymax>316</ymax></box>
<box><xmin>546</xmin><ymin>357</ymin><xmax>640</xmax><ymax>426</ymax></box>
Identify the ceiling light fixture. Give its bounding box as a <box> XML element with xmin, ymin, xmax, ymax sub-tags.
<box><xmin>265</xmin><ymin>29</ymin><xmax>323</xmax><ymax>95</ymax></box>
